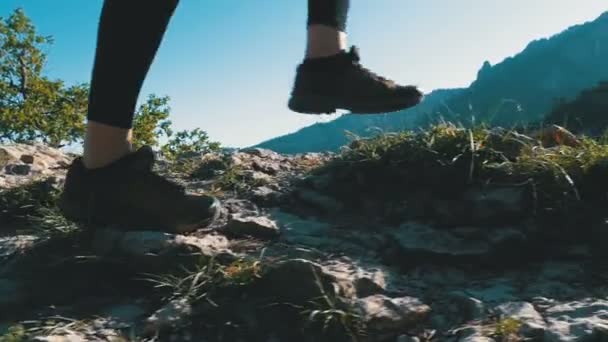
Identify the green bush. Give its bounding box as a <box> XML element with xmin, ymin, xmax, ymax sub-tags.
<box><xmin>0</xmin><ymin>9</ymin><xmax>88</xmax><ymax>147</ymax></box>
<box><xmin>0</xmin><ymin>8</ymin><xmax>219</xmax><ymax>155</ymax></box>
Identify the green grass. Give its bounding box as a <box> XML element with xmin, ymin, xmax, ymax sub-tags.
<box><xmin>0</xmin><ymin>179</ymin><xmax>79</xmax><ymax>236</ymax></box>
<box><xmin>493</xmin><ymin>317</ymin><xmax>522</xmax><ymax>339</ymax></box>
<box><xmin>0</xmin><ymin>325</ymin><xmax>26</xmax><ymax>342</ymax></box>
<box><xmin>314</xmin><ymin>123</ymin><xmax>608</xmax><ymax>222</ymax></box>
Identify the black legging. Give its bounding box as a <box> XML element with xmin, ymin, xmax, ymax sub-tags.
<box><xmin>87</xmin><ymin>0</ymin><xmax>350</xmax><ymax>129</ymax></box>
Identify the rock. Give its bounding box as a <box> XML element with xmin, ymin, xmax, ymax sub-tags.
<box><xmin>494</xmin><ymin>302</ymin><xmax>545</xmax><ymax>338</ymax></box>
<box><xmin>252</xmin><ymin>160</ymin><xmax>281</xmax><ymax>175</ymax></box>
<box><xmin>0</xmin><ymin>278</ymin><xmax>24</xmax><ymax>310</ymax></box>
<box><xmin>0</xmin><ymin>235</ymin><xmax>39</xmax><ymax>258</ymax></box>
<box><xmin>391</xmin><ymin>222</ymin><xmax>526</xmax><ymax>262</ymax></box>
<box><xmin>251</xmin><ymin>186</ymin><xmax>281</xmax><ymax>205</ymax></box>
<box><xmin>270</xmin><ymin>210</ymin><xmax>376</xmax><ymax>256</ymax></box>
<box><xmin>103</xmin><ymin>303</ymin><xmax>147</xmax><ymax>327</ymax></box>
<box><xmin>92</xmin><ymin>230</ymin><xmax>232</xmax><ymax>271</ymax></box>
<box><xmin>294</xmin><ymin>189</ymin><xmax>344</xmax><ymax>213</ymax></box>
<box><xmin>4</xmin><ymin>164</ymin><xmax>31</xmax><ymax>175</ymax></box>
<box><xmin>448</xmin><ymin>291</ymin><xmax>485</xmax><ymax>322</ymax></box>
<box><xmin>434</xmin><ymin>186</ymin><xmax>528</xmax><ymax>225</ymax></box>
<box><xmin>355</xmin><ymin>295</ymin><xmax>431</xmax><ymax>332</ymax></box>
<box><xmin>464</xmin><ymin>186</ymin><xmax>528</xmax><ymax>223</ymax></box>
<box><xmin>256</xmin><ymin>259</ymin><xmax>337</xmax><ymax>304</ymax></box>
<box><xmin>145</xmin><ymin>298</ymin><xmax>192</xmax><ymax>333</ymax></box>
<box><xmin>452</xmin><ymin>326</ymin><xmax>494</xmax><ymax>342</ymax></box>
<box><xmin>19</xmin><ymin>154</ymin><xmax>35</xmax><ymax>164</ymax></box>
<box><xmin>397</xmin><ymin>336</ymin><xmax>420</xmax><ymax>342</ymax></box>
<box><xmin>544</xmin><ymin>299</ymin><xmax>608</xmax><ymax>341</ymax></box>
<box><xmin>224</xmin><ymin>215</ymin><xmax>280</xmax><ymax>239</ymax></box>
<box><xmin>34</xmin><ymin>334</ymin><xmax>86</xmax><ymax>342</ymax></box>
<box><xmin>322</xmin><ymin>258</ymin><xmax>387</xmax><ymax>298</ymax></box>
<box><xmin>191</xmin><ymin>155</ymin><xmax>228</xmax><ymax>180</ymax></box>
<box><xmin>245</xmin><ymin>170</ymin><xmax>273</xmax><ymax>184</ymax></box>
<box><xmin>536</xmin><ymin>125</ymin><xmax>580</xmax><ymax>148</ymax></box>
<box><xmin>222</xmin><ymin>198</ymin><xmax>260</xmax><ymax>216</ymax></box>
<box><xmin>0</xmin><ymin>144</ymin><xmax>71</xmax><ymax>171</ymax></box>
<box><xmin>240</xmin><ymin>148</ymin><xmax>281</xmax><ymax>160</ymax></box>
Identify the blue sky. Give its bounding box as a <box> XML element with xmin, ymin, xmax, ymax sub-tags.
<box><xmin>0</xmin><ymin>1</ymin><xmax>606</xmax><ymax>147</ymax></box>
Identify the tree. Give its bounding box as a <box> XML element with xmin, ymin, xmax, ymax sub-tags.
<box><xmin>161</xmin><ymin>128</ymin><xmax>221</xmax><ymax>159</ymax></box>
<box><xmin>131</xmin><ymin>94</ymin><xmax>173</xmax><ymax>149</ymax></box>
<box><xmin>0</xmin><ymin>9</ymin><xmax>221</xmax><ymax>155</ymax></box>
<box><xmin>0</xmin><ymin>9</ymin><xmax>88</xmax><ymax>147</ymax></box>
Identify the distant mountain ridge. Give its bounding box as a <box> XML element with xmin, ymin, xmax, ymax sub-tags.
<box><xmin>257</xmin><ymin>11</ymin><xmax>608</xmax><ymax>153</ymax></box>
<box><xmin>439</xmin><ymin>11</ymin><xmax>608</xmax><ymax>127</ymax></box>
<box><xmin>257</xmin><ymin>88</ymin><xmax>464</xmax><ymax>154</ymax></box>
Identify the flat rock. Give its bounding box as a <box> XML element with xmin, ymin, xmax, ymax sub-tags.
<box><xmin>322</xmin><ymin>258</ymin><xmax>387</xmax><ymax>298</ymax></box>
<box><xmin>494</xmin><ymin>301</ymin><xmax>545</xmax><ymax>338</ymax></box>
<box><xmin>4</xmin><ymin>164</ymin><xmax>31</xmax><ymax>175</ymax></box>
<box><xmin>544</xmin><ymin>299</ymin><xmax>608</xmax><ymax>342</ymax></box>
<box><xmin>145</xmin><ymin>298</ymin><xmax>192</xmax><ymax>334</ymax></box>
<box><xmin>294</xmin><ymin>189</ymin><xmax>344</xmax><ymax>213</ymax></box>
<box><xmin>92</xmin><ymin>230</ymin><xmax>231</xmax><ymax>272</ymax></box>
<box><xmin>256</xmin><ymin>259</ymin><xmax>337</xmax><ymax>304</ymax></box>
<box><xmin>391</xmin><ymin>223</ymin><xmax>526</xmax><ymax>261</ymax></box>
<box><xmin>224</xmin><ymin>215</ymin><xmax>280</xmax><ymax>239</ymax></box>
<box><xmin>0</xmin><ymin>235</ymin><xmax>39</xmax><ymax>258</ymax></box>
<box><xmin>355</xmin><ymin>295</ymin><xmax>431</xmax><ymax>332</ymax></box>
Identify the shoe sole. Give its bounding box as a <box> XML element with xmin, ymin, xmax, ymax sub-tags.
<box><xmin>59</xmin><ymin>194</ymin><xmax>222</xmax><ymax>234</ymax></box>
<box><xmin>288</xmin><ymin>94</ymin><xmax>424</xmax><ymax>115</ymax></box>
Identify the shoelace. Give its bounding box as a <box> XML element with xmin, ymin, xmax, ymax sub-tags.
<box><xmin>347</xmin><ymin>46</ymin><xmax>392</xmax><ymax>84</ymax></box>
<box><xmin>144</xmin><ymin>171</ymin><xmax>187</xmax><ymax>196</ymax></box>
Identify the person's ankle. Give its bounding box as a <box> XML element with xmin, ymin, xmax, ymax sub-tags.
<box><xmin>83</xmin><ymin>144</ymin><xmax>132</xmax><ymax>170</ymax></box>
<box><xmin>82</xmin><ymin>121</ymin><xmax>134</xmax><ymax>169</ymax></box>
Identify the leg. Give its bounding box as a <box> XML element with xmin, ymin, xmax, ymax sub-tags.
<box><xmin>306</xmin><ymin>0</ymin><xmax>349</xmax><ymax>59</ymax></box>
<box><xmin>60</xmin><ymin>0</ymin><xmax>220</xmax><ymax>232</ymax></box>
<box><xmin>289</xmin><ymin>0</ymin><xmax>423</xmax><ymax>115</ymax></box>
<box><xmin>84</xmin><ymin>0</ymin><xmax>178</xmax><ymax>169</ymax></box>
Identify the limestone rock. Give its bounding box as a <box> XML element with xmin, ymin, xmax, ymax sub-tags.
<box><xmin>224</xmin><ymin>215</ymin><xmax>280</xmax><ymax>239</ymax></box>
<box><xmin>20</xmin><ymin>154</ymin><xmax>35</xmax><ymax>164</ymax></box>
<box><xmin>544</xmin><ymin>299</ymin><xmax>608</xmax><ymax>341</ymax></box>
<box><xmin>322</xmin><ymin>258</ymin><xmax>387</xmax><ymax>298</ymax></box>
<box><xmin>0</xmin><ymin>278</ymin><xmax>24</xmax><ymax>310</ymax></box>
<box><xmin>145</xmin><ymin>298</ymin><xmax>192</xmax><ymax>333</ymax></box>
<box><xmin>294</xmin><ymin>188</ymin><xmax>344</xmax><ymax>213</ymax></box>
<box><xmin>355</xmin><ymin>295</ymin><xmax>431</xmax><ymax>332</ymax></box>
<box><xmin>92</xmin><ymin>230</ymin><xmax>231</xmax><ymax>271</ymax></box>
<box><xmin>448</xmin><ymin>291</ymin><xmax>485</xmax><ymax>322</ymax></box>
<box><xmin>4</xmin><ymin>164</ymin><xmax>31</xmax><ymax>176</ymax></box>
<box><xmin>256</xmin><ymin>259</ymin><xmax>337</xmax><ymax>304</ymax></box>
<box><xmin>391</xmin><ymin>222</ymin><xmax>526</xmax><ymax>261</ymax></box>
<box><xmin>494</xmin><ymin>301</ymin><xmax>545</xmax><ymax>338</ymax></box>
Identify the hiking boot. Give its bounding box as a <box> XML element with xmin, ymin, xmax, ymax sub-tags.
<box><xmin>288</xmin><ymin>46</ymin><xmax>423</xmax><ymax>115</ymax></box>
<box><xmin>59</xmin><ymin>146</ymin><xmax>221</xmax><ymax>233</ymax></box>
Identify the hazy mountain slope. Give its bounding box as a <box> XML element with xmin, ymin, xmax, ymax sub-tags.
<box><xmin>256</xmin><ymin>88</ymin><xmax>463</xmax><ymax>154</ymax></box>
<box><xmin>438</xmin><ymin>11</ymin><xmax>608</xmax><ymax>126</ymax></box>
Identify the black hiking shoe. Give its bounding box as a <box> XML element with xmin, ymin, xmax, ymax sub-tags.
<box><xmin>288</xmin><ymin>46</ymin><xmax>424</xmax><ymax>115</ymax></box>
<box><xmin>59</xmin><ymin>146</ymin><xmax>220</xmax><ymax>233</ymax></box>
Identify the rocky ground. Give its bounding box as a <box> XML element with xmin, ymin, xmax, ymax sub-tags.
<box><xmin>2</xmin><ymin>140</ymin><xmax>608</xmax><ymax>342</ymax></box>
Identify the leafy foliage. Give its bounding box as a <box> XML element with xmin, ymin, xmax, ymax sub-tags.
<box><xmin>161</xmin><ymin>128</ymin><xmax>221</xmax><ymax>159</ymax></box>
<box><xmin>0</xmin><ymin>9</ymin><xmax>88</xmax><ymax>147</ymax></box>
<box><xmin>131</xmin><ymin>94</ymin><xmax>172</xmax><ymax>149</ymax></box>
<box><xmin>0</xmin><ymin>9</ymin><xmax>219</xmax><ymax>154</ymax></box>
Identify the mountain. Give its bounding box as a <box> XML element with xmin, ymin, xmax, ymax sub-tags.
<box><xmin>544</xmin><ymin>81</ymin><xmax>608</xmax><ymax>135</ymax></box>
<box><xmin>437</xmin><ymin>11</ymin><xmax>608</xmax><ymax>127</ymax></box>
<box><xmin>257</xmin><ymin>88</ymin><xmax>464</xmax><ymax>154</ymax></box>
<box><xmin>257</xmin><ymin>11</ymin><xmax>608</xmax><ymax>153</ymax></box>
